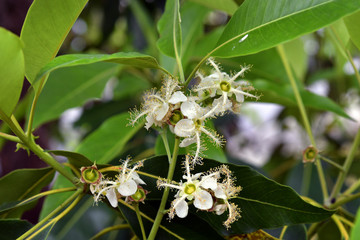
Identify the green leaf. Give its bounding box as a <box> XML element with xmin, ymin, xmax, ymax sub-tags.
<box><xmin>344</xmin><ymin>10</ymin><xmax>360</xmax><ymax>51</ymax></box>
<box><xmin>76</xmin><ymin>112</ymin><xmax>143</xmax><ymax>164</ymax></box>
<box><xmin>351</xmin><ymin>207</ymin><xmax>360</xmax><ymax>240</ymax></box>
<box><xmin>33</xmin><ymin>62</ymin><xmax>117</xmax><ymax>129</ymax></box>
<box><xmin>49</xmin><ymin>150</ymin><xmax>93</xmax><ymax>169</ymax></box>
<box><xmin>157</xmin><ymin>0</ymin><xmax>182</xmax><ymax>58</ymax></box>
<box><xmin>213</xmin><ymin>0</ymin><xmax>360</xmax><ymax>57</ymax></box>
<box><xmin>34</xmin><ymin>52</ymin><xmax>167</xmax><ymax>86</ymax></box>
<box><xmin>253</xmin><ymin>79</ymin><xmax>352</xmax><ymax>119</ymax></box>
<box><xmin>20</xmin><ymin>0</ymin><xmax>88</xmax><ymax>83</ymax></box>
<box><xmin>283</xmin><ymin>38</ymin><xmax>307</xmax><ymax>82</ymax></box>
<box><xmin>137</xmin><ymin>156</ymin><xmax>333</xmax><ymax>234</ymax></box>
<box><xmin>0</xmin><ymin>27</ymin><xmax>25</xmax><ymax>117</ymax></box>
<box><xmin>0</xmin><ymin>219</ymin><xmax>37</xmax><ymax>240</ymax></box>
<box><xmin>188</xmin><ymin>0</ymin><xmax>238</xmax><ymax>15</ymax></box>
<box><xmin>0</xmin><ymin>168</ymin><xmax>54</xmax><ymax>218</ymax></box>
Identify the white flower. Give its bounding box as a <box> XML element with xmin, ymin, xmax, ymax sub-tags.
<box><xmin>174</xmin><ymin>100</ymin><xmax>224</xmax><ymax>164</ymax></box>
<box><xmin>212</xmin><ymin>165</ymin><xmax>242</xmax><ymax>229</ymax></box>
<box><xmin>92</xmin><ymin>159</ymin><xmax>145</xmax><ymax>208</ymax></box>
<box><xmin>130</xmin><ymin>78</ymin><xmax>187</xmax><ymax>129</ymax></box>
<box><xmin>195</xmin><ymin>58</ymin><xmax>258</xmax><ymax>114</ymax></box>
<box><xmin>157</xmin><ymin>156</ymin><xmax>220</xmax><ymax>219</ymax></box>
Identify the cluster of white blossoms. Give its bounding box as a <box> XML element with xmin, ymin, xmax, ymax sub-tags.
<box><xmin>81</xmin><ymin>159</ymin><xmax>147</xmax><ymax>208</ymax></box>
<box><xmin>157</xmin><ymin>155</ymin><xmax>242</xmax><ymax>229</ymax></box>
<box><xmin>130</xmin><ymin>58</ymin><xmax>258</xmax><ymax>164</ymax></box>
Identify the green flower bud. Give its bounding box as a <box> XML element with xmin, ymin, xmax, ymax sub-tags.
<box><xmin>303</xmin><ymin>145</ymin><xmax>318</xmax><ymax>163</ymax></box>
<box><xmin>80</xmin><ymin>165</ymin><xmax>102</xmax><ymax>184</ymax></box>
<box><xmin>130</xmin><ymin>186</ymin><xmax>148</xmax><ymax>202</ymax></box>
<box><xmin>169</xmin><ymin>110</ymin><xmax>183</xmax><ymax>125</ymax></box>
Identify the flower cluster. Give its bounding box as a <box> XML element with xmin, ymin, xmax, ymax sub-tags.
<box><xmin>81</xmin><ymin>159</ymin><xmax>147</xmax><ymax>208</ymax></box>
<box><xmin>157</xmin><ymin>155</ymin><xmax>242</xmax><ymax>229</ymax></box>
<box><xmin>130</xmin><ymin>58</ymin><xmax>258</xmax><ymax>164</ymax></box>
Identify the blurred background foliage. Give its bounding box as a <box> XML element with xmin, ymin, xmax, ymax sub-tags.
<box><xmin>1</xmin><ymin>0</ymin><xmax>360</xmax><ymax>239</ymax></box>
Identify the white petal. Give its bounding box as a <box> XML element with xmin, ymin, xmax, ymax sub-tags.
<box><xmin>106</xmin><ymin>188</ymin><xmax>118</xmax><ymax>208</ymax></box>
<box><xmin>214</xmin><ymin>186</ymin><xmax>227</xmax><ymax>199</ymax></box>
<box><xmin>174</xmin><ymin>119</ymin><xmax>195</xmax><ymax>138</ymax></box>
<box><xmin>155</xmin><ymin>104</ymin><xmax>169</xmax><ymax>121</ymax></box>
<box><xmin>175</xmin><ymin>199</ymin><xmax>189</xmax><ymax>218</ymax></box>
<box><xmin>180</xmin><ymin>101</ymin><xmax>201</xmax><ymax>119</ymax></box>
<box><xmin>117</xmin><ymin>180</ymin><xmax>137</xmax><ymax>196</ymax></box>
<box><xmin>179</xmin><ymin>136</ymin><xmax>196</xmax><ymax>147</ymax></box>
<box><xmin>214</xmin><ymin>203</ymin><xmax>227</xmax><ymax>215</ymax></box>
<box><xmin>169</xmin><ymin>91</ymin><xmax>187</xmax><ymax>104</ymax></box>
<box><xmin>234</xmin><ymin>90</ymin><xmax>244</xmax><ymax>103</ymax></box>
<box><xmin>145</xmin><ymin>115</ymin><xmax>155</xmax><ymax>130</ymax></box>
<box><xmin>200</xmin><ymin>177</ymin><xmax>218</xmax><ymax>190</ymax></box>
<box><xmin>194</xmin><ymin>190</ymin><xmax>213</xmax><ymax>210</ymax></box>
<box><xmin>131</xmin><ymin>172</ymin><xmax>146</xmax><ymax>185</ymax></box>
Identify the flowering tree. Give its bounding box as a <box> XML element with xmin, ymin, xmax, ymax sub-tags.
<box><xmin>1</xmin><ymin>0</ymin><xmax>360</xmax><ymax>239</ymax></box>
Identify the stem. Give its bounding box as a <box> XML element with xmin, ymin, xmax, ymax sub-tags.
<box><xmin>319</xmin><ymin>155</ymin><xmax>345</xmax><ymax>172</ymax></box>
<box><xmin>134</xmin><ymin>203</ymin><xmax>146</xmax><ymax>240</ymax></box>
<box><xmin>0</xmin><ymin>132</ymin><xmax>22</xmax><ymax>143</ymax></box>
<box><xmin>160</xmin><ymin>130</ymin><xmax>172</xmax><ymax>163</ymax></box>
<box><xmin>147</xmin><ymin>137</ymin><xmax>180</xmax><ymax>240</ymax></box>
<box><xmin>0</xmin><ymin>111</ymin><xmax>77</xmax><ymax>185</ymax></box>
<box><xmin>279</xmin><ymin>226</ymin><xmax>288</xmax><ymax>240</ymax></box>
<box><xmin>173</xmin><ymin>0</ymin><xmax>185</xmax><ymax>83</ymax></box>
<box><xmin>18</xmin><ymin>189</ymin><xmax>83</xmax><ymax>240</ymax></box>
<box><xmin>277</xmin><ymin>44</ymin><xmax>328</xmax><ymax>201</ymax></box>
<box><xmin>329</xmin><ymin>26</ymin><xmax>360</xmax><ymax>88</ymax></box>
<box><xmin>329</xmin><ymin>128</ymin><xmax>360</xmax><ymax>202</ymax></box>
<box><xmin>90</xmin><ymin>224</ymin><xmax>130</xmax><ymax>240</ymax></box>
<box><xmin>17</xmin><ymin>187</ymin><xmax>77</xmax><ymax>206</ymax></box>
<box><xmin>343</xmin><ymin>178</ymin><xmax>360</xmax><ymax>196</ymax></box>
<box><xmin>330</xmin><ymin>192</ymin><xmax>360</xmax><ymax>209</ymax></box>
<box><xmin>27</xmin><ymin>192</ymin><xmax>84</xmax><ymax>240</ymax></box>
<box><xmin>332</xmin><ymin>215</ymin><xmax>349</xmax><ymax>240</ymax></box>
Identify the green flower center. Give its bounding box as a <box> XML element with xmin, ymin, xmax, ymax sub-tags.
<box><xmin>131</xmin><ymin>188</ymin><xmax>146</xmax><ymax>201</ymax></box>
<box><xmin>170</xmin><ymin>110</ymin><xmax>183</xmax><ymax>125</ymax></box>
<box><xmin>184</xmin><ymin>183</ymin><xmax>196</xmax><ymax>195</ymax></box>
<box><xmin>220</xmin><ymin>81</ymin><xmax>231</xmax><ymax>92</ymax></box>
<box><xmin>83</xmin><ymin>168</ymin><xmax>100</xmax><ymax>183</ymax></box>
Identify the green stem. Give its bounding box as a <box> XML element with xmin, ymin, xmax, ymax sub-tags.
<box><xmin>330</xmin><ymin>128</ymin><xmax>360</xmax><ymax>202</ymax></box>
<box><xmin>0</xmin><ymin>132</ymin><xmax>22</xmax><ymax>143</ymax></box>
<box><xmin>90</xmin><ymin>224</ymin><xmax>130</xmax><ymax>240</ymax></box>
<box><xmin>330</xmin><ymin>192</ymin><xmax>360</xmax><ymax>209</ymax></box>
<box><xmin>134</xmin><ymin>203</ymin><xmax>147</xmax><ymax>240</ymax></box>
<box><xmin>279</xmin><ymin>226</ymin><xmax>288</xmax><ymax>240</ymax></box>
<box><xmin>17</xmin><ymin>187</ymin><xmax>77</xmax><ymax>206</ymax></box>
<box><xmin>319</xmin><ymin>154</ymin><xmax>345</xmax><ymax>172</ymax></box>
<box><xmin>0</xmin><ymin>111</ymin><xmax>77</xmax><ymax>185</ymax></box>
<box><xmin>173</xmin><ymin>0</ymin><xmax>185</xmax><ymax>83</ymax></box>
<box><xmin>160</xmin><ymin>130</ymin><xmax>172</xmax><ymax>163</ymax></box>
<box><xmin>147</xmin><ymin>137</ymin><xmax>180</xmax><ymax>240</ymax></box>
<box><xmin>17</xmin><ymin>189</ymin><xmax>83</xmax><ymax>240</ymax></box>
<box><xmin>343</xmin><ymin>178</ymin><xmax>360</xmax><ymax>196</ymax></box>
<box><xmin>27</xmin><ymin>192</ymin><xmax>84</xmax><ymax>240</ymax></box>
<box><xmin>277</xmin><ymin>44</ymin><xmax>328</xmax><ymax>201</ymax></box>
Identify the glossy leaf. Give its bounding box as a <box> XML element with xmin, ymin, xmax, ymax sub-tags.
<box><xmin>20</xmin><ymin>0</ymin><xmax>88</xmax><ymax>83</ymax></box>
<box><xmin>0</xmin><ymin>219</ymin><xmax>36</xmax><ymax>239</ymax></box>
<box><xmin>0</xmin><ymin>167</ymin><xmax>54</xmax><ymax>218</ymax></box>
<box><xmin>188</xmin><ymin>0</ymin><xmax>238</xmax><ymax>15</ymax></box>
<box><xmin>283</xmin><ymin>38</ymin><xmax>307</xmax><ymax>82</ymax></box>
<box><xmin>213</xmin><ymin>0</ymin><xmax>360</xmax><ymax>57</ymax></box>
<box><xmin>0</xmin><ymin>27</ymin><xmax>25</xmax><ymax>117</ymax></box>
<box><xmin>253</xmin><ymin>79</ymin><xmax>352</xmax><ymax>119</ymax></box>
<box><xmin>33</xmin><ymin>62</ymin><xmax>117</xmax><ymax>129</ymax></box>
<box><xmin>34</xmin><ymin>52</ymin><xmax>166</xmax><ymax>85</ymax></box>
<box><xmin>49</xmin><ymin>150</ymin><xmax>93</xmax><ymax>169</ymax></box>
<box><xmin>344</xmin><ymin>10</ymin><xmax>360</xmax><ymax>51</ymax></box>
<box><xmin>136</xmin><ymin>156</ymin><xmax>333</xmax><ymax>234</ymax></box>
<box><xmin>351</xmin><ymin>207</ymin><xmax>360</xmax><ymax>240</ymax></box>
<box><xmin>76</xmin><ymin>112</ymin><xmax>143</xmax><ymax>163</ymax></box>
<box><xmin>157</xmin><ymin>0</ymin><xmax>182</xmax><ymax>58</ymax></box>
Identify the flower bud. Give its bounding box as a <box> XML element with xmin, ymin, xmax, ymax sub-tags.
<box><xmin>169</xmin><ymin>110</ymin><xmax>183</xmax><ymax>125</ymax></box>
<box><xmin>303</xmin><ymin>145</ymin><xmax>318</xmax><ymax>163</ymax></box>
<box><xmin>80</xmin><ymin>165</ymin><xmax>102</xmax><ymax>184</ymax></box>
<box><xmin>129</xmin><ymin>186</ymin><xmax>148</xmax><ymax>202</ymax></box>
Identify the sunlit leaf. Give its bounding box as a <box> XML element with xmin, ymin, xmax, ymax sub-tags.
<box><xmin>188</xmin><ymin>0</ymin><xmax>238</xmax><ymax>15</ymax></box>
<box><xmin>20</xmin><ymin>0</ymin><xmax>88</xmax><ymax>83</ymax></box>
<box><xmin>344</xmin><ymin>10</ymin><xmax>360</xmax><ymax>51</ymax></box>
<box><xmin>213</xmin><ymin>0</ymin><xmax>360</xmax><ymax>57</ymax></box>
<box><xmin>0</xmin><ymin>27</ymin><xmax>24</xmax><ymax>117</ymax></box>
